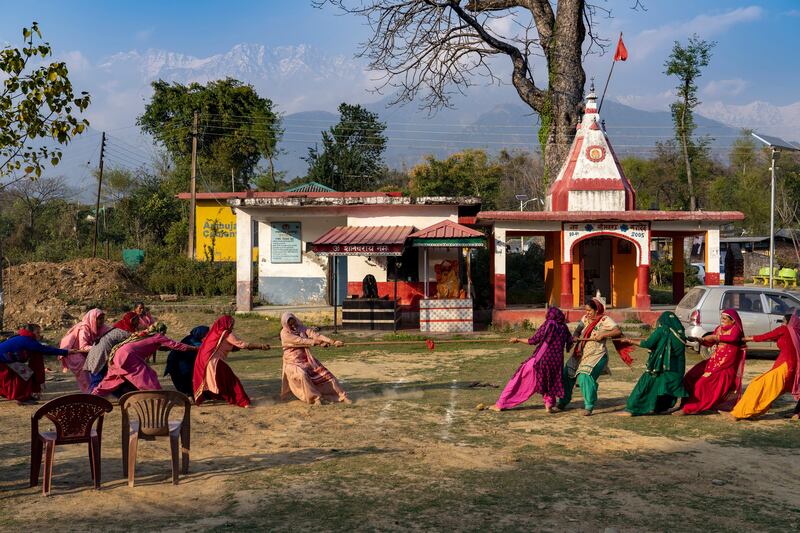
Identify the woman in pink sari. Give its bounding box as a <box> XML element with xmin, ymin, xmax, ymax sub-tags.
<box><xmin>192</xmin><ymin>315</ymin><xmax>270</xmax><ymax>408</ymax></box>
<box><xmin>59</xmin><ymin>309</ymin><xmax>110</xmax><ymax>392</ymax></box>
<box><xmin>92</xmin><ymin>322</ymin><xmax>195</xmax><ymax>398</ymax></box>
<box><xmin>491</xmin><ymin>307</ymin><xmax>573</xmax><ymax>413</ymax></box>
<box><xmin>280</xmin><ymin>313</ymin><xmax>350</xmax><ymax>405</ymax></box>
<box><xmin>676</xmin><ymin>308</ymin><xmax>746</xmax><ymax>415</ymax></box>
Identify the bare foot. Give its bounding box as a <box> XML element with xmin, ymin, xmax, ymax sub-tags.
<box><xmin>549</xmin><ymin>406</ymin><xmax>561</xmax><ymax>413</ymax></box>
<box><xmin>341</xmin><ymin>396</ymin><xmax>353</xmax><ymax>404</ymax></box>
<box><xmin>312</xmin><ymin>398</ymin><xmax>323</xmax><ymax>406</ymax></box>
<box><xmin>617</xmin><ymin>411</ymin><xmax>633</xmax><ymax>417</ymax></box>
<box><xmin>582</xmin><ymin>409</ymin><xmax>593</xmax><ymax>417</ymax></box>
<box><xmin>791</xmin><ymin>414</ymin><xmax>799</xmax><ymax>421</ymax></box>
<box><xmin>671</xmin><ymin>409</ymin><xmax>686</xmax><ymax>416</ymax></box>
<box><xmin>724</xmin><ymin>411</ymin><xmax>740</xmax><ymax>421</ymax></box>
<box><xmin>488</xmin><ymin>405</ymin><xmax>501</xmax><ymax>412</ymax></box>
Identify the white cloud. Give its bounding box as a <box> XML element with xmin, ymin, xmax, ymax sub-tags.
<box><xmin>61</xmin><ymin>50</ymin><xmax>91</xmax><ymax>73</ymax></box>
<box><xmin>614</xmin><ymin>90</ymin><xmax>675</xmax><ymax>112</ymax></box>
<box><xmin>703</xmin><ymin>78</ymin><xmax>747</xmax><ymax>98</ymax></box>
<box><xmin>630</xmin><ymin>6</ymin><xmax>763</xmax><ymax>61</ymax></box>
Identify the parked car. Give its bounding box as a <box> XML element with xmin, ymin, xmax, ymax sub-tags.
<box><xmin>675</xmin><ymin>285</ymin><xmax>800</xmax><ymax>354</ymax></box>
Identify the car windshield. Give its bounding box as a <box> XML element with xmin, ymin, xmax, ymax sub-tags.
<box><xmin>677</xmin><ymin>287</ymin><xmax>705</xmax><ymax>311</ymax></box>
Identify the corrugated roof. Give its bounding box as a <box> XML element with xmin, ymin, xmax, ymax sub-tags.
<box><xmin>408</xmin><ymin>220</ymin><xmax>484</xmax><ymax>239</ymax></box>
<box><xmin>313</xmin><ymin>226</ymin><xmax>415</xmax><ymax>246</ymax></box>
<box><xmin>285</xmin><ymin>181</ymin><xmax>336</xmax><ymax>193</ymax></box>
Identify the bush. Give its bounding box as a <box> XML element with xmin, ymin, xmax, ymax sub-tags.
<box><xmin>140</xmin><ymin>253</ymin><xmax>236</xmax><ymax>296</ymax></box>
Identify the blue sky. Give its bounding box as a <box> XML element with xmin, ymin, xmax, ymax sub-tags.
<box><xmin>1</xmin><ymin>1</ymin><xmax>797</xmax><ymax>107</ymax></box>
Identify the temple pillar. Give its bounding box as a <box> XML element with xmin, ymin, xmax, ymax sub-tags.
<box><xmin>705</xmin><ymin>228</ymin><xmax>720</xmax><ymax>286</ymax></box>
<box><xmin>560</xmin><ymin>261</ymin><xmax>574</xmax><ymax>309</ymax></box>
<box><xmin>635</xmin><ymin>264</ymin><xmax>651</xmax><ymax>309</ymax></box>
<box><xmin>672</xmin><ymin>236</ymin><xmax>685</xmax><ymax>304</ymax></box>
<box><xmin>236</xmin><ymin>208</ymin><xmax>253</xmax><ymax>312</ymax></box>
<box><xmin>493</xmin><ymin>228</ymin><xmax>506</xmax><ymax>309</ymax></box>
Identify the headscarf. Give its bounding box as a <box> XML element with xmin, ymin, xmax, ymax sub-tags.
<box><xmin>18</xmin><ymin>328</ymin><xmax>36</xmax><ymax>339</ymax></box>
<box><xmin>281</xmin><ymin>312</ymin><xmax>308</xmax><ymax>339</ymax></box>
<box><xmin>59</xmin><ymin>308</ymin><xmax>109</xmax><ymax>349</ymax></box>
<box><xmin>577</xmin><ymin>298</ymin><xmax>633</xmax><ymax>366</ymax></box>
<box><xmin>721</xmin><ymin>308</ymin><xmax>746</xmax><ymax>400</ymax></box>
<box><xmin>113</xmin><ymin>312</ymin><xmax>139</xmax><ymax>333</ymax></box>
<box><xmin>643</xmin><ymin>311</ymin><xmax>686</xmax><ymax>374</ymax></box>
<box><xmin>192</xmin><ymin>315</ymin><xmax>234</xmax><ymax>401</ymax></box>
<box><xmin>785</xmin><ymin>311</ymin><xmax>800</xmax><ymax>400</ymax></box>
<box><xmin>538</xmin><ymin>307</ymin><xmax>570</xmax><ymax>342</ymax></box>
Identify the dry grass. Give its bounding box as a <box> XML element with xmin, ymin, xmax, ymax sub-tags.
<box><xmin>1</xmin><ymin>311</ymin><xmax>799</xmax><ymax>532</ymax></box>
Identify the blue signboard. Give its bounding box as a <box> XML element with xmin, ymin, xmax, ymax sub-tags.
<box><xmin>270</xmin><ymin>222</ymin><xmax>302</xmax><ymax>263</ymax></box>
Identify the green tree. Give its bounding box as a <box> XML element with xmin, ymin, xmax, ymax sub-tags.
<box><xmin>304</xmin><ymin>103</ymin><xmax>387</xmax><ymax>191</ymax></box>
<box><xmin>0</xmin><ymin>21</ymin><xmax>90</xmax><ymax>329</ymax></box>
<box><xmin>137</xmin><ymin>78</ymin><xmax>282</xmax><ymax>191</ymax></box>
<box><xmin>664</xmin><ymin>34</ymin><xmax>715</xmax><ymax>211</ymax></box>
<box><xmin>0</xmin><ymin>22</ymin><xmax>90</xmax><ymax>183</ymax></box>
<box><xmin>409</xmin><ymin>149</ymin><xmax>501</xmax><ymax>208</ymax></box>
<box><xmin>706</xmin><ymin>132</ymin><xmax>770</xmax><ymax>235</ymax></box>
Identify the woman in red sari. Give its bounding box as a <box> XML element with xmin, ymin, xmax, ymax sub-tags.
<box><xmin>192</xmin><ymin>315</ymin><xmax>270</xmax><ymax>408</ymax></box>
<box><xmin>0</xmin><ymin>324</ymin><xmax>72</xmax><ymax>404</ymax></box>
<box><xmin>675</xmin><ymin>308</ymin><xmax>746</xmax><ymax>416</ymax></box>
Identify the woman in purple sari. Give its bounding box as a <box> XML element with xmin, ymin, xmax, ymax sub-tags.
<box><xmin>491</xmin><ymin>307</ymin><xmax>574</xmax><ymax>413</ymax></box>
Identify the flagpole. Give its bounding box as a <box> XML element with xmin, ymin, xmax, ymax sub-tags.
<box><xmin>598</xmin><ymin>60</ymin><xmax>615</xmax><ymax>113</ymax></box>
<box><xmin>599</xmin><ymin>32</ymin><xmax>623</xmax><ymax>113</ymax></box>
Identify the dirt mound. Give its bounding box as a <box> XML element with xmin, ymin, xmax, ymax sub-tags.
<box><xmin>2</xmin><ymin>258</ymin><xmax>147</xmax><ymax>329</ymax></box>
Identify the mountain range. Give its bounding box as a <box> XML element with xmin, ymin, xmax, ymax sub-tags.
<box><xmin>47</xmin><ymin>43</ymin><xmax>797</xmax><ymax>198</ymax></box>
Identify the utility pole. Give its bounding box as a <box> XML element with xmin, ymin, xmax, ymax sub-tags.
<box><xmin>187</xmin><ymin>111</ymin><xmax>198</xmax><ymax>260</ymax></box>
<box><xmin>92</xmin><ymin>132</ymin><xmax>106</xmax><ymax>258</ymax></box>
<box><xmin>231</xmin><ymin>167</ymin><xmax>235</xmax><ymax>192</ymax></box>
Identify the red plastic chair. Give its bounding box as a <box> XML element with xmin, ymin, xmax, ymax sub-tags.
<box><xmin>120</xmin><ymin>390</ymin><xmax>191</xmax><ymax>487</ymax></box>
<box><xmin>30</xmin><ymin>393</ymin><xmax>113</xmax><ymax>496</ymax></box>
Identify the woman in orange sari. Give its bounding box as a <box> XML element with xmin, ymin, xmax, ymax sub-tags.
<box><xmin>192</xmin><ymin>315</ymin><xmax>270</xmax><ymax>408</ymax></box>
<box><xmin>280</xmin><ymin>313</ymin><xmax>350</xmax><ymax>405</ymax></box>
<box><xmin>730</xmin><ymin>312</ymin><xmax>800</xmax><ymax>419</ymax></box>
<box><xmin>676</xmin><ymin>308</ymin><xmax>746</xmax><ymax>415</ymax></box>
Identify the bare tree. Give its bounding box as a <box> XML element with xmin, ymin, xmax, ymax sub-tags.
<box><xmin>9</xmin><ymin>176</ymin><xmax>71</xmax><ymax>233</ymax></box>
<box><xmin>316</xmin><ymin>1</ymin><xmax>640</xmax><ymax>179</ymax></box>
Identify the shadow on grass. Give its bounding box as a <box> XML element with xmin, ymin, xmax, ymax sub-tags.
<box><xmin>3</xmin><ymin>445</ymin><xmax>393</xmax><ymax>497</ymax></box>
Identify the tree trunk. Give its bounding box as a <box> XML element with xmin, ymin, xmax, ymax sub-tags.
<box><xmin>506</xmin><ymin>1</ymin><xmax>585</xmax><ymax>182</ymax></box>
<box><xmin>678</xmin><ymin>107</ymin><xmax>696</xmax><ymax>210</ymax></box>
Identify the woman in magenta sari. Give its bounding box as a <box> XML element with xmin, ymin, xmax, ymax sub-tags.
<box><xmin>59</xmin><ymin>308</ymin><xmax>110</xmax><ymax>392</ymax></box>
<box><xmin>675</xmin><ymin>308</ymin><xmax>746</xmax><ymax>415</ymax></box>
<box><xmin>491</xmin><ymin>307</ymin><xmax>573</xmax><ymax>413</ymax></box>
<box><xmin>92</xmin><ymin>322</ymin><xmax>195</xmax><ymax>398</ymax></box>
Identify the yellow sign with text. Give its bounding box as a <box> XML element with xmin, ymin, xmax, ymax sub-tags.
<box><xmin>194</xmin><ymin>201</ymin><xmax>257</xmax><ymax>261</ymax></box>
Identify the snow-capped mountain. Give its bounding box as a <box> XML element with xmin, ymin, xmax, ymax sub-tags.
<box><xmin>698</xmin><ymin>100</ymin><xmax>800</xmax><ymax>142</ymax></box>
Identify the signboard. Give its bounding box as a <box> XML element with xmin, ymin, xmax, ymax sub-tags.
<box><xmin>563</xmin><ymin>222</ymin><xmax>649</xmax><ymax>265</ymax></box>
<box><xmin>312</xmin><ymin>243</ymin><xmax>405</xmax><ymax>256</ymax></box>
<box><xmin>270</xmin><ymin>222</ymin><xmax>302</xmax><ymax>263</ymax></box>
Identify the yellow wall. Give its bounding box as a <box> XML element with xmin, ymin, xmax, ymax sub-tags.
<box><xmin>612</xmin><ymin>237</ymin><xmax>638</xmax><ymax>308</ymax></box>
<box><xmin>544</xmin><ymin>233</ymin><xmax>561</xmax><ymax>306</ymax></box>
<box><xmin>195</xmin><ymin>200</ymin><xmax>257</xmax><ymax>262</ymax></box>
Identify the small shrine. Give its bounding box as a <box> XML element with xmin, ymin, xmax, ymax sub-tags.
<box><xmin>479</xmin><ymin>87</ymin><xmax>745</xmax><ymax>324</ymax></box>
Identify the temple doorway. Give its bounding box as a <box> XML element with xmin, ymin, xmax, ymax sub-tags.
<box><xmin>580</xmin><ymin>237</ymin><xmax>613</xmax><ymax>306</ymax></box>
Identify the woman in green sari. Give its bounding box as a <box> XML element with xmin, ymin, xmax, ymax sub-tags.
<box><xmin>620</xmin><ymin>312</ymin><xmax>688</xmax><ymax>416</ymax></box>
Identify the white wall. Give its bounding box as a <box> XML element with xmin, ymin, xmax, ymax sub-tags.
<box><xmin>257</xmin><ymin>216</ymin><xmax>345</xmax><ymax>280</ymax></box>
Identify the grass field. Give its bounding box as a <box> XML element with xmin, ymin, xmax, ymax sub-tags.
<box><xmin>1</xmin><ymin>310</ymin><xmax>799</xmax><ymax>532</ymax></box>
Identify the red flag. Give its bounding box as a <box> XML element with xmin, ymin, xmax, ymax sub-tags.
<box><xmin>614</xmin><ymin>33</ymin><xmax>628</xmax><ymax>61</ymax></box>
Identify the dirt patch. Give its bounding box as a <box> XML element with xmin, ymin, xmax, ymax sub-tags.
<box><xmin>2</xmin><ymin>258</ymin><xmax>147</xmax><ymax>329</ymax></box>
